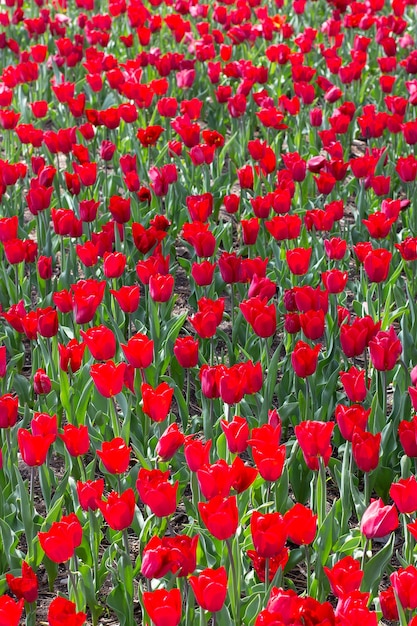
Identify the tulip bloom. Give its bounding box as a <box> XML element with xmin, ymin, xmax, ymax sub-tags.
<box><xmin>363</xmin><ymin>248</ymin><xmax>392</xmax><ymax>283</ymax></box>
<box><xmin>368</xmin><ymin>326</ymin><xmax>402</xmax><ymax>371</ymax></box>
<box><xmin>17</xmin><ymin>429</ymin><xmax>55</xmax><ymax>467</ymax></box>
<box><xmin>97</xmin><ymin>437</ymin><xmax>131</xmax><ymax>474</ymax></box>
<box><xmin>390</xmin><ymin>566</ymin><xmax>417</xmax><ymax>611</ymax></box>
<box><xmin>295</xmin><ymin>420</ymin><xmax>334</xmax><ymax>470</ymax></box>
<box><xmin>90</xmin><ymin>361</ymin><xmax>126</xmax><ymax>398</ymax></box>
<box><xmin>220</xmin><ymin>415</ymin><xmax>249</xmax><ymax>454</ymax></box>
<box><xmin>47</xmin><ymin>597</ymin><xmax>86</xmax><ymax>626</ymax></box>
<box><xmin>98</xmin><ymin>489</ymin><xmax>136</xmax><ymax>531</ymax></box>
<box><xmin>59</xmin><ymin>424</ymin><xmax>89</xmax><ymax>457</ymax></box>
<box><xmin>251</xmin><ymin>511</ymin><xmax>287</xmax><ymax>558</ymax></box>
<box><xmin>0</xmin><ymin>597</ymin><xmax>24</xmax><ymax>626</ymax></box>
<box><xmin>38</xmin><ymin>513</ymin><xmax>82</xmax><ymax>563</ymax></box>
<box><xmin>121</xmin><ymin>333</ymin><xmax>154</xmax><ymax>369</ymax></box>
<box><xmin>335</xmin><ymin>404</ymin><xmax>371</xmax><ymax>442</ymax></box>
<box><xmin>142</xmin><ymin>588</ymin><xmax>182</xmax><ymax>626</ymax></box>
<box><xmin>77</xmin><ymin>479</ymin><xmax>105</xmax><ymax>512</ymax></box>
<box><xmin>198</xmin><ymin>495</ymin><xmax>239</xmax><ymax>540</ymax></box>
<box><xmin>141</xmin><ymin>382</ymin><xmax>174</xmax><ymax>422</ymax></box>
<box><xmin>6</xmin><ymin>562</ymin><xmax>38</xmax><ymax>603</ymax></box>
<box><xmin>352</xmin><ymin>428</ymin><xmax>381</xmax><ymax>472</ymax></box>
<box><xmin>291</xmin><ymin>341</ymin><xmax>321</xmax><ymax>378</ymax></box>
<box><xmin>286</xmin><ymin>247</ymin><xmax>312</xmax><ymax>275</ymax></box>
<box><xmin>323</xmin><ymin>556</ymin><xmax>364</xmax><ymax>598</ymax></box>
<box><xmin>80</xmin><ymin>325</ymin><xmax>116</xmax><ymax>361</ymax></box>
<box><xmin>399</xmin><ymin>417</ymin><xmax>417</xmax><ymax>457</ymax></box>
<box><xmin>360</xmin><ymin>498</ymin><xmax>399</xmax><ymax>539</ymax></box>
<box><xmin>189</xmin><ymin>568</ymin><xmax>228</xmax><ymax>613</ymax></box>
<box><xmin>240</xmin><ymin>297</ymin><xmax>276</xmax><ymax>338</ymax></box>
<box><xmin>389</xmin><ymin>476</ymin><xmax>417</xmax><ymax>514</ymax></box>
<box><xmin>156</xmin><ymin>424</ymin><xmax>184</xmax><ymax>461</ymax></box>
<box><xmin>283</xmin><ymin>503</ymin><xmax>317</xmax><ymax>545</ymax></box>
<box><xmin>173</xmin><ymin>336</ymin><xmax>199</xmax><ymax>368</ymax></box>
<box><xmin>339</xmin><ymin>367</ymin><xmax>368</xmax><ymax>403</ymax></box>
<box><xmin>136</xmin><ymin>469</ymin><xmax>178</xmax><ymax>518</ymax></box>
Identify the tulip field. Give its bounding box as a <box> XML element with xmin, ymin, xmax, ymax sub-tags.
<box><xmin>3</xmin><ymin>0</ymin><xmax>417</xmax><ymax>623</ymax></box>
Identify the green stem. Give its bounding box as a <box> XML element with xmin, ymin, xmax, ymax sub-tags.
<box><xmin>226</xmin><ymin>538</ymin><xmax>240</xmax><ymax>624</ymax></box>
<box><xmin>317</xmin><ymin>458</ymin><xmax>327</xmax><ymax>529</ymax></box>
<box><xmin>364</xmin><ymin>471</ymin><xmax>371</xmax><ymax>505</ymax></box>
<box><xmin>110</xmin><ymin>397</ymin><xmax>121</xmax><ymax>439</ymax></box>
<box><xmin>305</xmin><ymin>544</ymin><xmax>311</xmax><ymax>596</ymax></box>
<box><xmin>265</xmin><ymin>558</ymin><xmax>270</xmax><ymax>595</ymax></box>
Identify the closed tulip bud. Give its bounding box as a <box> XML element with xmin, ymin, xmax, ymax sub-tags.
<box><xmin>174</xmin><ymin>336</ymin><xmax>199</xmax><ymax>368</ymax></box>
<box><xmin>360</xmin><ymin>498</ymin><xmax>399</xmax><ymax>539</ymax></box>
<box><xmin>33</xmin><ymin>369</ymin><xmax>51</xmax><ymax>395</ymax></box>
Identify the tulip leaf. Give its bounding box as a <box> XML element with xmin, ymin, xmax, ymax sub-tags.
<box><xmin>361</xmin><ymin>532</ymin><xmax>395</xmax><ymax>599</ymax></box>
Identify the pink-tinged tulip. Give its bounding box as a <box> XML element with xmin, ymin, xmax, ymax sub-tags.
<box><xmin>360</xmin><ymin>498</ymin><xmax>399</xmax><ymax>539</ymax></box>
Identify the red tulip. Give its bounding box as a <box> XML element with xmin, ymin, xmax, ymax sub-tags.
<box><xmin>48</xmin><ymin>597</ymin><xmax>86</xmax><ymax>626</ymax></box>
<box><xmin>390</xmin><ymin>566</ymin><xmax>417</xmax><ymax>610</ymax></box>
<box><xmin>17</xmin><ymin>428</ymin><xmax>55</xmax><ymax>467</ymax></box>
<box><xmin>363</xmin><ymin>248</ymin><xmax>392</xmax><ymax>283</ymax></box>
<box><xmin>251</xmin><ymin>511</ymin><xmax>287</xmax><ymax>558</ymax></box>
<box><xmin>284</xmin><ymin>503</ymin><xmax>317</xmax><ymax>545</ymax></box>
<box><xmin>352</xmin><ymin>428</ymin><xmax>381</xmax><ymax>472</ymax></box>
<box><xmin>389</xmin><ymin>476</ymin><xmax>417</xmax><ymax>514</ymax></box>
<box><xmin>240</xmin><ymin>297</ymin><xmax>276</xmax><ymax>338</ymax></box>
<box><xmin>137</xmin><ymin>468</ymin><xmax>178</xmax><ymax>517</ymax></box>
<box><xmin>90</xmin><ymin>361</ymin><xmax>126</xmax><ymax>398</ymax></box>
<box><xmin>156</xmin><ymin>424</ymin><xmax>184</xmax><ymax>462</ymax></box>
<box><xmin>291</xmin><ymin>341</ymin><xmax>321</xmax><ymax>378</ymax></box>
<box><xmin>80</xmin><ymin>325</ymin><xmax>116</xmax><ymax>361</ymax></box>
<box><xmin>368</xmin><ymin>326</ymin><xmax>402</xmax><ymax>371</ymax></box>
<box><xmin>0</xmin><ymin>596</ymin><xmax>24</xmax><ymax>626</ymax></box>
<box><xmin>286</xmin><ymin>247</ymin><xmax>312</xmax><ymax>275</ymax></box>
<box><xmin>97</xmin><ymin>437</ymin><xmax>131</xmax><ymax>474</ymax></box>
<box><xmin>98</xmin><ymin>489</ymin><xmax>136</xmax><ymax>530</ymax></box>
<box><xmin>142</xmin><ymin>588</ymin><xmax>181</xmax><ymax>626</ymax></box>
<box><xmin>295</xmin><ymin>420</ymin><xmax>334</xmax><ymax>470</ymax></box>
<box><xmin>198</xmin><ymin>495</ymin><xmax>238</xmax><ymax>540</ymax></box>
<box><xmin>323</xmin><ymin>556</ymin><xmax>364</xmax><ymax>598</ymax></box>
<box><xmin>189</xmin><ymin>567</ymin><xmax>228</xmax><ymax>613</ymax></box>
<box><xmin>38</xmin><ymin>513</ymin><xmax>82</xmax><ymax>563</ymax></box>
<box><xmin>59</xmin><ymin>424</ymin><xmax>89</xmax><ymax>457</ymax></box>
<box><xmin>121</xmin><ymin>333</ymin><xmax>154</xmax><ymax>369</ymax></box>
<box><xmin>6</xmin><ymin>562</ymin><xmax>38</xmax><ymax>603</ymax></box>
<box><xmin>141</xmin><ymin>382</ymin><xmax>174</xmax><ymax>422</ymax></box>
<box><xmin>76</xmin><ymin>479</ymin><xmax>105</xmax><ymax>512</ymax></box>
